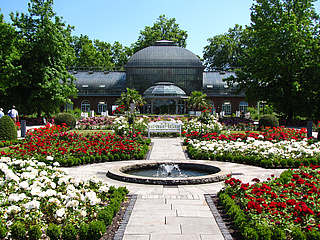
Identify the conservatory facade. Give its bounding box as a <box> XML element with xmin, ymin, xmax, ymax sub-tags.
<box><xmin>70</xmin><ymin>40</ymin><xmax>251</xmax><ymax>115</ymax></box>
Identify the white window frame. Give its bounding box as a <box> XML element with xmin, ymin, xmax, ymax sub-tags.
<box><xmin>222</xmin><ymin>101</ymin><xmax>231</xmax><ymax>115</ymax></box>
<box><xmin>81</xmin><ymin>100</ymin><xmax>90</xmax><ymax>112</ymax></box>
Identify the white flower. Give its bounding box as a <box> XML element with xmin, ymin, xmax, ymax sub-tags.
<box><xmin>79</xmin><ymin>210</ymin><xmax>87</xmax><ymax>217</ymax></box>
<box><xmin>98</xmin><ymin>185</ymin><xmax>109</xmax><ymax>193</ymax></box>
<box><xmin>46</xmin><ymin>156</ymin><xmax>54</xmax><ymax>161</ymax></box>
<box><xmin>50</xmin><ymin>181</ymin><xmax>56</xmax><ymax>189</ymax></box>
<box><xmin>8</xmin><ymin>194</ymin><xmax>20</xmax><ymax>202</ymax></box>
<box><xmin>39</xmin><ymin>170</ymin><xmax>47</xmax><ymax>176</ymax></box>
<box><xmin>66</xmin><ymin>200</ymin><xmax>79</xmax><ymax>208</ymax></box>
<box><xmin>53</xmin><ymin>162</ymin><xmax>60</xmax><ymax>167</ymax></box>
<box><xmin>85</xmin><ymin>191</ymin><xmax>101</xmax><ymax>206</ymax></box>
<box><xmin>30</xmin><ymin>186</ymin><xmax>42</xmax><ymax>196</ymax></box>
<box><xmin>55</xmin><ymin>208</ymin><xmax>66</xmax><ymax>218</ymax></box>
<box><xmin>37</xmin><ymin>162</ymin><xmax>46</xmax><ymax>167</ymax></box>
<box><xmin>48</xmin><ymin>198</ymin><xmax>60</xmax><ymax>205</ymax></box>
<box><xmin>7</xmin><ymin>205</ymin><xmax>21</xmax><ymax>213</ymax></box>
<box><xmin>19</xmin><ymin>181</ymin><xmax>29</xmax><ymax>189</ymax></box>
<box><xmin>24</xmin><ymin>200</ymin><xmax>40</xmax><ymax>210</ymax></box>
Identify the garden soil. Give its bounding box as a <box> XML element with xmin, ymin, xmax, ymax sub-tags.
<box><xmin>101</xmin><ymin>196</ymin><xmax>130</xmax><ymax>240</ymax></box>
<box><xmin>211</xmin><ymin>196</ymin><xmax>244</xmax><ymax>240</ymax></box>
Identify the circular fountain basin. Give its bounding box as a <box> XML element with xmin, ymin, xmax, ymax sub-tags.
<box><xmin>107</xmin><ymin>161</ymin><xmax>230</xmax><ymax>185</ymax></box>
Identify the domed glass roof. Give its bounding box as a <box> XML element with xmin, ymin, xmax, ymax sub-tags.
<box><xmin>126</xmin><ymin>40</ymin><xmax>203</xmax><ymax>68</ymax></box>
<box><xmin>143</xmin><ymin>82</ymin><xmax>186</xmax><ymax>97</ymax></box>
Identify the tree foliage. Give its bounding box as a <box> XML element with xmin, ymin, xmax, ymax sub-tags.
<box><xmin>0</xmin><ymin>13</ymin><xmax>21</xmax><ymax>92</ymax></box>
<box><xmin>132</xmin><ymin>14</ymin><xmax>188</xmax><ymax>53</ymax></box>
<box><xmin>187</xmin><ymin>91</ymin><xmax>211</xmax><ymax>111</ymax></box>
<box><xmin>203</xmin><ymin>24</ymin><xmax>246</xmax><ymax>70</ymax></box>
<box><xmin>71</xmin><ymin>35</ymin><xmax>132</xmax><ymax>69</ymax></box>
<box><xmin>115</xmin><ymin>88</ymin><xmax>146</xmax><ymax>112</ymax></box>
<box><xmin>7</xmin><ymin>0</ymin><xmax>77</xmax><ymax>116</ymax></box>
<box><xmin>226</xmin><ymin>0</ymin><xmax>320</xmax><ymax>119</ymax></box>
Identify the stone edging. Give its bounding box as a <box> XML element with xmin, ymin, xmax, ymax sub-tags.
<box><xmin>113</xmin><ymin>194</ymin><xmax>137</xmax><ymax>240</ymax></box>
<box><xmin>205</xmin><ymin>194</ymin><xmax>233</xmax><ymax>240</ymax></box>
<box><xmin>107</xmin><ymin>161</ymin><xmax>230</xmax><ymax>185</ymax></box>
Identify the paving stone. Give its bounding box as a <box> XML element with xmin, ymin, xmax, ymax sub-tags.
<box><xmin>150</xmin><ymin>234</ymin><xmax>201</xmax><ymax>240</ymax></box>
<box><xmin>124</xmin><ymin>224</ymin><xmax>181</xmax><ymax>235</ymax></box>
<box><xmin>122</xmin><ymin>235</ymin><xmax>150</xmax><ymax>240</ymax></box>
<box><xmin>61</xmin><ymin>137</ymin><xmax>289</xmax><ymax>240</ymax></box>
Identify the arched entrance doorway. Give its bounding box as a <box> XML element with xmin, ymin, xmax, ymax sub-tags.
<box><xmin>143</xmin><ymin>82</ymin><xmax>187</xmax><ymax>114</ymax></box>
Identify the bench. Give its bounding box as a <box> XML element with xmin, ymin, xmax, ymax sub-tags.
<box><xmin>148</xmin><ymin>121</ymin><xmax>182</xmax><ymax>138</ymax></box>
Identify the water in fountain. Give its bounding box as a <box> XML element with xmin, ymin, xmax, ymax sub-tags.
<box><xmin>154</xmin><ymin>164</ymin><xmax>187</xmax><ymax>178</ymax></box>
<box><xmin>124</xmin><ymin>163</ymin><xmax>217</xmax><ymax>179</ymax></box>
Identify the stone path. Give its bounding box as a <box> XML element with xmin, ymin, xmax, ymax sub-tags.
<box><xmin>122</xmin><ymin>138</ymin><xmax>224</xmax><ymax>240</ymax></box>
<box><xmin>62</xmin><ymin>137</ymin><xmax>286</xmax><ymax>240</ymax></box>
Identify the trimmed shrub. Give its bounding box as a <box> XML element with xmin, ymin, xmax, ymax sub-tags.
<box><xmin>243</xmin><ymin>227</ymin><xmax>258</xmax><ymax>240</ymax></box>
<box><xmin>306</xmin><ymin>230</ymin><xmax>320</xmax><ymax>240</ymax></box>
<box><xmin>0</xmin><ymin>115</ymin><xmax>17</xmax><ymax>141</ymax></box>
<box><xmin>256</xmin><ymin>224</ymin><xmax>272</xmax><ymax>240</ymax></box>
<box><xmin>87</xmin><ymin>220</ymin><xmax>106</xmax><ymax>240</ymax></box>
<box><xmin>54</xmin><ymin>113</ymin><xmax>76</xmax><ymax>129</ymax></box>
<box><xmin>11</xmin><ymin>221</ymin><xmax>26</xmax><ymax>240</ymax></box>
<box><xmin>97</xmin><ymin>208</ymin><xmax>114</xmax><ymax>226</ymax></box>
<box><xmin>28</xmin><ymin>225</ymin><xmax>42</xmax><ymax>240</ymax></box>
<box><xmin>259</xmin><ymin>114</ymin><xmax>279</xmax><ymax>129</ymax></box>
<box><xmin>0</xmin><ymin>222</ymin><xmax>8</xmax><ymax>239</ymax></box>
<box><xmin>272</xmin><ymin>227</ymin><xmax>286</xmax><ymax>240</ymax></box>
<box><xmin>62</xmin><ymin>223</ymin><xmax>77</xmax><ymax>240</ymax></box>
<box><xmin>287</xmin><ymin>158</ymin><xmax>294</xmax><ymax>167</ymax></box>
<box><xmin>280</xmin><ymin>159</ymin><xmax>287</xmax><ymax>167</ymax></box>
<box><xmin>46</xmin><ymin>223</ymin><xmax>61</xmax><ymax>240</ymax></box>
<box><xmin>79</xmin><ymin>222</ymin><xmax>89</xmax><ymax>240</ymax></box>
<box><xmin>291</xmin><ymin>227</ymin><xmax>306</xmax><ymax>240</ymax></box>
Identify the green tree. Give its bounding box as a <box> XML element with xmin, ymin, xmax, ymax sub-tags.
<box><xmin>111</xmin><ymin>41</ymin><xmax>132</xmax><ymax>69</ymax></box>
<box><xmin>203</xmin><ymin>24</ymin><xmax>246</xmax><ymax>70</ymax></box>
<box><xmin>72</xmin><ymin>36</ymin><xmax>131</xmax><ymax>70</ymax></box>
<box><xmin>0</xmin><ymin>13</ymin><xmax>21</xmax><ymax>91</ymax></box>
<box><xmin>116</xmin><ymin>88</ymin><xmax>146</xmax><ymax>112</ymax></box>
<box><xmin>94</xmin><ymin>39</ymin><xmax>114</xmax><ymax>69</ymax></box>
<box><xmin>132</xmin><ymin>14</ymin><xmax>188</xmax><ymax>53</ymax></box>
<box><xmin>187</xmin><ymin>91</ymin><xmax>211</xmax><ymax>111</ymax></box>
<box><xmin>9</xmin><ymin>0</ymin><xmax>77</xmax><ymax>116</ymax></box>
<box><xmin>226</xmin><ymin>0</ymin><xmax>320</xmax><ymax>119</ymax></box>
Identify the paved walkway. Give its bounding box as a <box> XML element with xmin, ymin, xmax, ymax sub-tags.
<box><xmin>62</xmin><ymin>138</ymin><xmax>287</xmax><ymax>240</ymax></box>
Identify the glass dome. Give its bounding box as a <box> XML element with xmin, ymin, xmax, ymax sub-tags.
<box><xmin>143</xmin><ymin>82</ymin><xmax>187</xmax><ymax>97</ymax></box>
<box><xmin>126</xmin><ymin>40</ymin><xmax>203</xmax><ymax>68</ymax></box>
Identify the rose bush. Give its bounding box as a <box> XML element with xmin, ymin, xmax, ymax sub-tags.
<box><xmin>220</xmin><ymin>165</ymin><xmax>320</xmax><ymax>239</ymax></box>
<box><xmin>185</xmin><ymin>126</ymin><xmax>320</xmax><ymax>167</ymax></box>
<box><xmin>76</xmin><ymin>116</ymin><xmax>114</xmax><ymax>130</ymax></box>
<box><xmin>0</xmin><ymin>156</ymin><xmax>128</xmax><ymax>239</ymax></box>
<box><xmin>1</xmin><ymin>124</ymin><xmax>150</xmax><ymax>165</ymax></box>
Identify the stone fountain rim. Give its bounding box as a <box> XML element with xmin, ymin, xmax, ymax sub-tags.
<box><xmin>106</xmin><ymin>160</ymin><xmax>231</xmax><ymax>185</ymax></box>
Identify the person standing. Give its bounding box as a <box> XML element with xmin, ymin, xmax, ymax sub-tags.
<box><xmin>7</xmin><ymin>106</ymin><xmax>19</xmax><ymax>123</ymax></box>
<box><xmin>0</xmin><ymin>108</ymin><xmax>4</xmax><ymax>118</ymax></box>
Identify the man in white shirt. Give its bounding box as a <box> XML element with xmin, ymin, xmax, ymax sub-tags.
<box><xmin>7</xmin><ymin>106</ymin><xmax>19</xmax><ymax>123</ymax></box>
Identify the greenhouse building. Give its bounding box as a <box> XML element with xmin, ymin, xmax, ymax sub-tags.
<box><xmin>70</xmin><ymin>40</ymin><xmax>250</xmax><ymax>115</ymax></box>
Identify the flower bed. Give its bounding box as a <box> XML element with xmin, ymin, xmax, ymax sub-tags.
<box><xmin>219</xmin><ymin>165</ymin><xmax>320</xmax><ymax>239</ymax></box>
<box><xmin>0</xmin><ymin>156</ymin><xmax>128</xmax><ymax>239</ymax></box>
<box><xmin>218</xmin><ymin>117</ymin><xmax>256</xmax><ymax>131</ymax></box>
<box><xmin>76</xmin><ymin>116</ymin><xmax>114</xmax><ymax>130</ymax></box>
<box><xmin>185</xmin><ymin>127</ymin><xmax>320</xmax><ymax>167</ymax></box>
<box><xmin>1</xmin><ymin>124</ymin><xmax>150</xmax><ymax>166</ymax></box>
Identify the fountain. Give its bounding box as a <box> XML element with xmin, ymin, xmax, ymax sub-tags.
<box><xmin>107</xmin><ymin>161</ymin><xmax>229</xmax><ymax>185</ymax></box>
